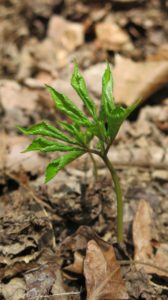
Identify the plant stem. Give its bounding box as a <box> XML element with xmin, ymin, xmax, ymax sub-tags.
<box><xmin>89</xmin><ymin>152</ymin><xmax>98</xmax><ymax>179</ymax></box>
<box><xmin>102</xmin><ymin>155</ymin><xmax>123</xmax><ymax>244</ymax></box>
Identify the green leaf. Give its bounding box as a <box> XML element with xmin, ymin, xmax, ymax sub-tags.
<box><xmin>89</xmin><ymin>120</ymin><xmax>107</xmax><ymax>142</ymax></box>
<box><xmin>101</xmin><ymin>63</ymin><xmax>115</xmax><ymax>118</ymax></box>
<box><xmin>107</xmin><ymin>99</ymin><xmax>141</xmax><ymax>140</ymax></box>
<box><xmin>17</xmin><ymin>122</ymin><xmax>77</xmax><ymax>145</ymax></box>
<box><xmin>124</xmin><ymin>98</ymin><xmax>141</xmax><ymax>119</ymax></box>
<box><xmin>59</xmin><ymin>121</ymin><xmax>86</xmax><ymax>145</ymax></box>
<box><xmin>60</xmin><ymin>121</ymin><xmax>94</xmax><ymax>145</ymax></box>
<box><xmin>71</xmin><ymin>63</ymin><xmax>97</xmax><ymax>119</ymax></box>
<box><xmin>45</xmin><ymin>150</ymin><xmax>84</xmax><ymax>183</ymax></box>
<box><xmin>46</xmin><ymin>85</ymin><xmax>91</xmax><ymax>126</ymax></box>
<box><xmin>59</xmin><ymin>121</ymin><xmax>78</xmax><ymax>136</ymax></box>
<box><xmin>107</xmin><ymin>106</ymin><xmax>126</xmax><ymax>139</ymax></box>
<box><xmin>22</xmin><ymin>137</ymin><xmax>80</xmax><ymax>153</ymax></box>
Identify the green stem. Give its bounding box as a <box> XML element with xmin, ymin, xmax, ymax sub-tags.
<box><xmin>83</xmin><ymin>145</ymin><xmax>98</xmax><ymax>179</ymax></box>
<box><xmin>102</xmin><ymin>155</ymin><xmax>123</xmax><ymax>244</ymax></box>
<box><xmin>89</xmin><ymin>152</ymin><xmax>98</xmax><ymax>179</ymax></box>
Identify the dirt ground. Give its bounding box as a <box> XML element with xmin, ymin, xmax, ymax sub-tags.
<box><xmin>0</xmin><ymin>0</ymin><xmax>168</xmax><ymax>299</ymax></box>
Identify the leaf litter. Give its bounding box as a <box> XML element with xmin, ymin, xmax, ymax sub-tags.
<box><xmin>0</xmin><ymin>0</ymin><xmax>168</xmax><ymax>299</ymax></box>
<box><xmin>133</xmin><ymin>199</ymin><xmax>168</xmax><ymax>278</ymax></box>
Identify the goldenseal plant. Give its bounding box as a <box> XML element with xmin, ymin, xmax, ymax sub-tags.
<box><xmin>18</xmin><ymin>63</ymin><xmax>140</xmax><ymax>243</ymax></box>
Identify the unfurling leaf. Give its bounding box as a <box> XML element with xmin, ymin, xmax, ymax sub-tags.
<box><xmin>71</xmin><ymin>63</ymin><xmax>97</xmax><ymax>119</ymax></box>
<box><xmin>100</xmin><ymin>63</ymin><xmax>115</xmax><ymax>119</ymax></box>
<box><xmin>46</xmin><ymin>85</ymin><xmax>91</xmax><ymax>126</ymax></box>
<box><xmin>107</xmin><ymin>99</ymin><xmax>141</xmax><ymax>140</ymax></box>
<box><xmin>22</xmin><ymin>137</ymin><xmax>81</xmax><ymax>153</ymax></box>
<box><xmin>17</xmin><ymin>122</ymin><xmax>77</xmax><ymax>144</ymax></box>
<box><xmin>45</xmin><ymin>150</ymin><xmax>84</xmax><ymax>183</ymax></box>
<box><xmin>59</xmin><ymin>121</ymin><xmax>94</xmax><ymax>145</ymax></box>
<box><xmin>59</xmin><ymin>121</ymin><xmax>84</xmax><ymax>143</ymax></box>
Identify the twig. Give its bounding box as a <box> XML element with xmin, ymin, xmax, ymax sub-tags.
<box><xmin>26</xmin><ymin>291</ymin><xmax>80</xmax><ymax>299</ymax></box>
<box><xmin>119</xmin><ymin>260</ymin><xmax>168</xmax><ymax>275</ymax></box>
<box><xmin>112</xmin><ymin>160</ymin><xmax>168</xmax><ymax>170</ymax></box>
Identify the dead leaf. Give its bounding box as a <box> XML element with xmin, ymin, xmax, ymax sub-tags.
<box><xmin>113</xmin><ymin>55</ymin><xmax>168</xmax><ymax>105</ymax></box>
<box><xmin>62</xmin><ymin>226</ymin><xmax>128</xmax><ymax>299</ymax></box>
<box><xmin>51</xmin><ymin>269</ymin><xmax>68</xmax><ymax>299</ymax></box>
<box><xmin>51</xmin><ymin>79</ymin><xmax>84</xmax><ymax>110</ymax></box>
<box><xmin>0</xmin><ymin>208</ymin><xmax>55</xmax><ymax>271</ymax></box>
<box><xmin>96</xmin><ymin>21</ymin><xmax>133</xmax><ymax>52</ymax></box>
<box><xmin>133</xmin><ymin>199</ymin><xmax>154</xmax><ymax>263</ymax></box>
<box><xmin>112</xmin><ymin>0</ymin><xmax>142</xmax><ymax>2</ymax></box>
<box><xmin>62</xmin><ymin>225</ymin><xmax>106</xmax><ymax>252</ymax></box>
<box><xmin>0</xmin><ymin>133</ymin><xmax>6</xmax><ymax>170</ymax></box>
<box><xmin>35</xmin><ymin>38</ymin><xmax>68</xmax><ymax>71</ymax></box>
<box><xmin>84</xmin><ymin>240</ymin><xmax>128</xmax><ymax>300</ymax></box>
<box><xmin>0</xmin><ymin>80</ymin><xmax>38</xmax><ymax>112</ymax></box>
<box><xmin>1</xmin><ymin>277</ymin><xmax>26</xmax><ymax>300</ymax></box>
<box><xmin>64</xmin><ymin>251</ymin><xmax>84</xmax><ymax>276</ymax></box>
<box><xmin>5</xmin><ymin>135</ymin><xmax>47</xmax><ymax>175</ymax></box>
<box><xmin>148</xmin><ymin>44</ymin><xmax>168</xmax><ymax>61</ymax></box>
<box><xmin>133</xmin><ymin>199</ymin><xmax>168</xmax><ymax>277</ymax></box>
<box><xmin>83</xmin><ymin>57</ymin><xmax>168</xmax><ymax>105</ymax></box>
<box><xmin>24</xmin><ymin>265</ymin><xmax>56</xmax><ymax>299</ymax></box>
<box><xmin>47</xmin><ymin>16</ymin><xmax>84</xmax><ymax>52</ymax></box>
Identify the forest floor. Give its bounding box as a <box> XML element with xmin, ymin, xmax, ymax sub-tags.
<box><xmin>0</xmin><ymin>0</ymin><xmax>168</xmax><ymax>299</ymax></box>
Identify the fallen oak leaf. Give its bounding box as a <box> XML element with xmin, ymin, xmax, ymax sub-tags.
<box><xmin>62</xmin><ymin>226</ymin><xmax>104</xmax><ymax>279</ymax></box>
<box><xmin>63</xmin><ymin>251</ymin><xmax>84</xmax><ymax>279</ymax></box>
<box><xmin>83</xmin><ymin>56</ymin><xmax>168</xmax><ymax>106</ymax></box>
<box><xmin>62</xmin><ymin>226</ymin><xmax>129</xmax><ymax>297</ymax></box>
<box><xmin>84</xmin><ymin>240</ymin><xmax>128</xmax><ymax>300</ymax></box>
<box><xmin>133</xmin><ymin>199</ymin><xmax>168</xmax><ymax>277</ymax></box>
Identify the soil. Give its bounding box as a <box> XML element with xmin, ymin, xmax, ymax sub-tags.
<box><xmin>0</xmin><ymin>0</ymin><xmax>168</xmax><ymax>299</ymax></box>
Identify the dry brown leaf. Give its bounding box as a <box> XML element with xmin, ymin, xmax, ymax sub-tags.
<box><xmin>62</xmin><ymin>227</ymin><xmax>128</xmax><ymax>299</ymax></box>
<box><xmin>133</xmin><ymin>199</ymin><xmax>154</xmax><ymax>264</ymax></box>
<box><xmin>48</xmin><ymin>16</ymin><xmax>84</xmax><ymax>52</ymax></box>
<box><xmin>0</xmin><ymin>80</ymin><xmax>38</xmax><ymax>112</ymax></box>
<box><xmin>83</xmin><ymin>57</ymin><xmax>168</xmax><ymax>106</ymax></box>
<box><xmin>63</xmin><ymin>251</ymin><xmax>84</xmax><ymax>276</ymax></box>
<box><xmin>5</xmin><ymin>135</ymin><xmax>47</xmax><ymax>175</ymax></box>
<box><xmin>113</xmin><ymin>55</ymin><xmax>168</xmax><ymax>105</ymax></box>
<box><xmin>0</xmin><ymin>133</ymin><xmax>7</xmax><ymax>170</ymax></box>
<box><xmin>148</xmin><ymin>44</ymin><xmax>168</xmax><ymax>61</ymax></box>
<box><xmin>23</xmin><ymin>250</ymin><xmax>60</xmax><ymax>299</ymax></box>
<box><xmin>112</xmin><ymin>0</ymin><xmax>142</xmax><ymax>2</ymax></box>
<box><xmin>96</xmin><ymin>21</ymin><xmax>133</xmax><ymax>52</ymax></box>
<box><xmin>51</xmin><ymin>79</ymin><xmax>84</xmax><ymax>110</ymax></box>
<box><xmin>133</xmin><ymin>199</ymin><xmax>168</xmax><ymax>277</ymax></box>
<box><xmin>84</xmin><ymin>240</ymin><xmax>128</xmax><ymax>300</ymax></box>
<box><xmin>62</xmin><ymin>225</ymin><xmax>108</xmax><ymax>252</ymax></box>
<box><xmin>1</xmin><ymin>277</ymin><xmax>26</xmax><ymax>300</ymax></box>
<box><xmin>0</xmin><ymin>261</ymin><xmax>39</xmax><ymax>282</ymax></box>
<box><xmin>24</xmin><ymin>265</ymin><xmax>56</xmax><ymax>299</ymax></box>
<box><xmin>51</xmin><ymin>269</ymin><xmax>68</xmax><ymax>299</ymax></box>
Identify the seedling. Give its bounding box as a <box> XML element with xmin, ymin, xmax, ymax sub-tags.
<box><xmin>18</xmin><ymin>63</ymin><xmax>140</xmax><ymax>243</ymax></box>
